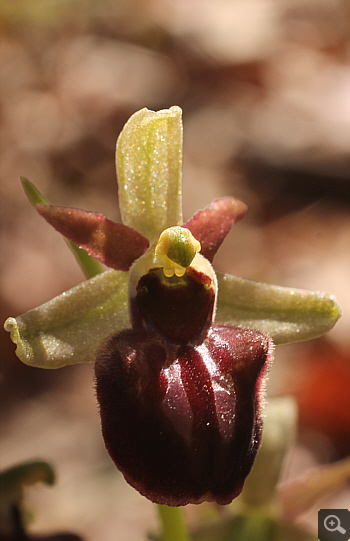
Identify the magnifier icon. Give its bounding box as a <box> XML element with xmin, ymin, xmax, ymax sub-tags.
<box><xmin>324</xmin><ymin>515</ymin><xmax>346</xmax><ymax>534</ymax></box>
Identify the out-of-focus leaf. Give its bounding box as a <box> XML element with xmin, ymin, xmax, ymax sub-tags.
<box><xmin>239</xmin><ymin>397</ymin><xmax>298</xmax><ymax>507</ymax></box>
<box><xmin>4</xmin><ymin>269</ymin><xmax>129</xmax><ymax>368</ymax></box>
<box><xmin>280</xmin><ymin>456</ymin><xmax>350</xmax><ymax>519</ymax></box>
<box><xmin>216</xmin><ymin>273</ymin><xmax>341</xmax><ymax>345</ymax></box>
<box><xmin>0</xmin><ymin>461</ymin><xmax>55</xmax><ymax>536</ymax></box>
<box><xmin>20</xmin><ymin>177</ymin><xmax>103</xmax><ymax>279</ymax></box>
<box><xmin>0</xmin><ymin>461</ymin><xmax>55</xmax><ymax>498</ymax></box>
<box><xmin>184</xmin><ymin>197</ymin><xmax>248</xmax><ymax>262</ymax></box>
<box><xmin>116</xmin><ymin>106</ymin><xmax>183</xmax><ymax>243</ymax></box>
<box><xmin>36</xmin><ymin>204</ymin><xmax>149</xmax><ymax>271</ymax></box>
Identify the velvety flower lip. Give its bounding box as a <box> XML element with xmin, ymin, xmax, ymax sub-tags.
<box><xmin>89</xmin><ymin>206</ymin><xmax>273</xmax><ymax>506</ymax></box>
<box><xmin>95</xmin><ymin>324</ymin><xmax>273</xmax><ymax>506</ymax></box>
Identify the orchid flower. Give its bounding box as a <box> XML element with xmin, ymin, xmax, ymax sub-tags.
<box><xmin>4</xmin><ymin>107</ymin><xmax>341</xmax><ymax>509</ymax></box>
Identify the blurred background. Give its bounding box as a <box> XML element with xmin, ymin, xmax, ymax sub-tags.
<box><xmin>0</xmin><ymin>0</ymin><xmax>349</xmax><ymax>539</ymax></box>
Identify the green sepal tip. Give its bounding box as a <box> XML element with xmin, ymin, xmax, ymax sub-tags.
<box><xmin>20</xmin><ymin>177</ymin><xmax>104</xmax><ymax>279</ymax></box>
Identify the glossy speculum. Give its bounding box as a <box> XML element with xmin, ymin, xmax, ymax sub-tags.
<box><xmin>95</xmin><ymin>322</ymin><xmax>272</xmax><ymax>506</ymax></box>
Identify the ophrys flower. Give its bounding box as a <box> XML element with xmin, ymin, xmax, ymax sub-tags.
<box><xmin>4</xmin><ymin>106</ymin><xmax>341</xmax><ymax>506</ymax></box>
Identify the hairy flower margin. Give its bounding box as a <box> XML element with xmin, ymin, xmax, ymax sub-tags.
<box><xmin>4</xmin><ymin>106</ymin><xmax>341</xmax><ymax>507</ymax></box>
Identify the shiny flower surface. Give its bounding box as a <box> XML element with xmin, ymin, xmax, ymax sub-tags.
<box><xmin>4</xmin><ymin>107</ymin><xmax>341</xmax><ymax>506</ymax></box>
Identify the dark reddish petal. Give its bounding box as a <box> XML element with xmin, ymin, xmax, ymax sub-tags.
<box><xmin>184</xmin><ymin>198</ymin><xmax>248</xmax><ymax>262</ymax></box>
<box><xmin>95</xmin><ymin>325</ymin><xmax>272</xmax><ymax>506</ymax></box>
<box><xmin>36</xmin><ymin>204</ymin><xmax>149</xmax><ymax>271</ymax></box>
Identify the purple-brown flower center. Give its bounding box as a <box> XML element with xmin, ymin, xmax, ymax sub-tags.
<box><xmin>131</xmin><ymin>267</ymin><xmax>215</xmax><ymax>344</ymax></box>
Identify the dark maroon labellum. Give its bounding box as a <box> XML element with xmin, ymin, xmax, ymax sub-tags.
<box><xmin>95</xmin><ymin>324</ymin><xmax>272</xmax><ymax>506</ymax></box>
<box><xmin>131</xmin><ymin>267</ymin><xmax>215</xmax><ymax>344</ymax></box>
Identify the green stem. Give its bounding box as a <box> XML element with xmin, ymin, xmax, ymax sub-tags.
<box><xmin>157</xmin><ymin>505</ymin><xmax>191</xmax><ymax>541</ymax></box>
<box><xmin>234</xmin><ymin>510</ymin><xmax>275</xmax><ymax>541</ymax></box>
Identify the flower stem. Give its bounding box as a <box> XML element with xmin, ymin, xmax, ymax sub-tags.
<box><xmin>157</xmin><ymin>504</ymin><xmax>191</xmax><ymax>541</ymax></box>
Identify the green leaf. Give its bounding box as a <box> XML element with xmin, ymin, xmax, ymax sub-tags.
<box><xmin>20</xmin><ymin>177</ymin><xmax>103</xmax><ymax>279</ymax></box>
<box><xmin>116</xmin><ymin>106</ymin><xmax>183</xmax><ymax>243</ymax></box>
<box><xmin>216</xmin><ymin>273</ymin><xmax>342</xmax><ymax>344</ymax></box>
<box><xmin>4</xmin><ymin>269</ymin><xmax>129</xmax><ymax>368</ymax></box>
